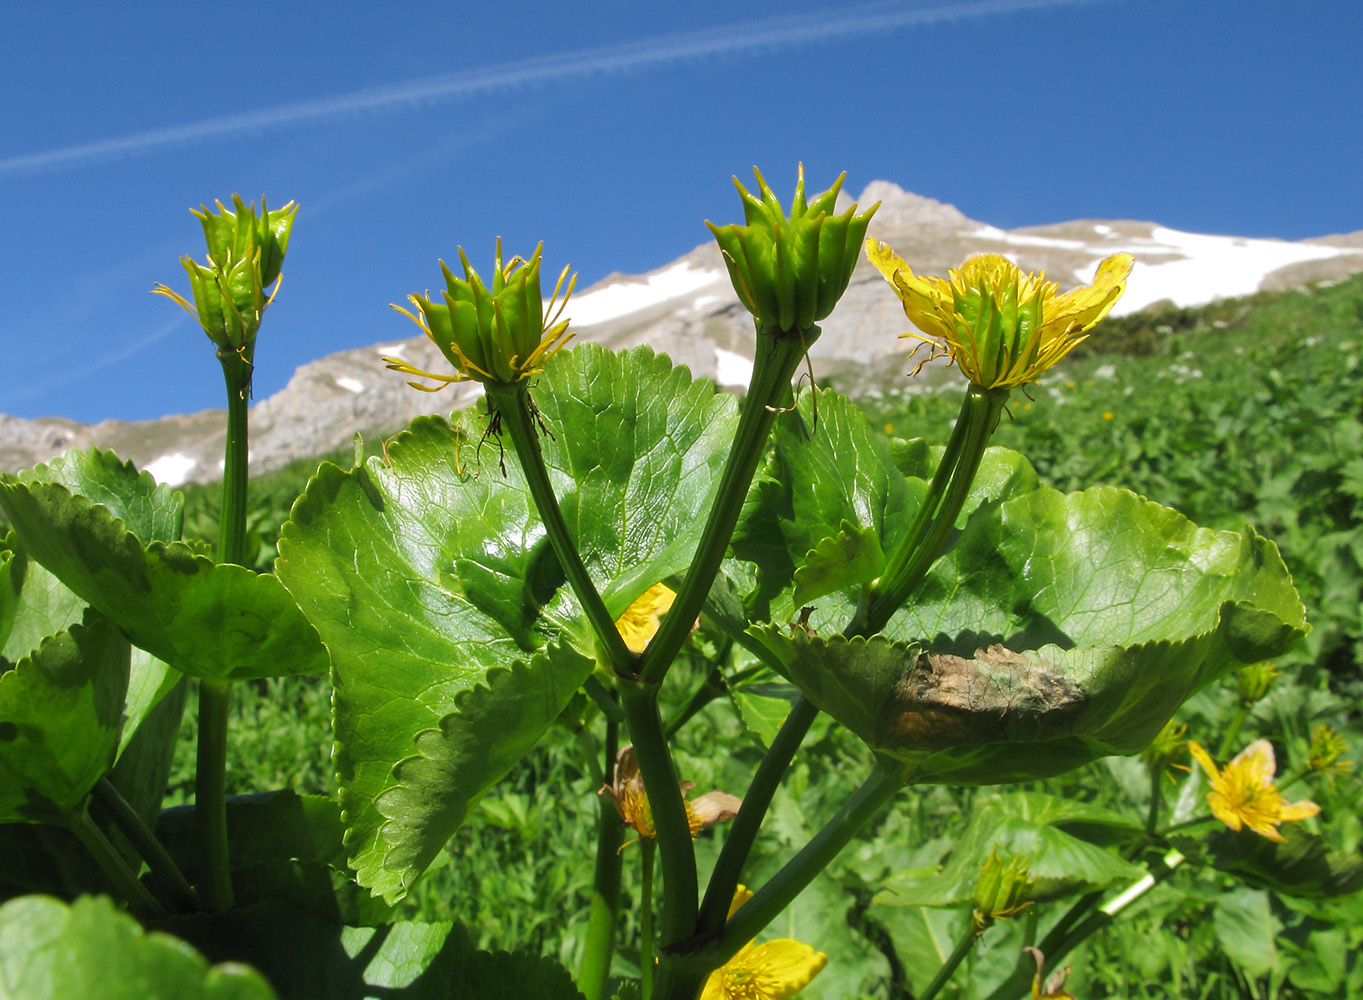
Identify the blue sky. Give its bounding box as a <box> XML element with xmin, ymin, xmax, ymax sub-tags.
<box><xmin>3</xmin><ymin>0</ymin><xmax>1360</xmax><ymax>424</ymax></box>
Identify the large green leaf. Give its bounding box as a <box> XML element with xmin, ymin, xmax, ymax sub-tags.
<box><xmin>156</xmin><ymin>790</ymin><xmax>393</xmax><ymax>926</ymax></box>
<box><xmin>734</xmin><ymin>390</ymin><xmax>1041</xmax><ymax>630</ymax></box>
<box><xmin>735</xmin><ymin>390</ymin><xmax>919</xmax><ymax>622</ymax></box>
<box><xmin>0</xmin><ymin>539</ymin><xmax>86</xmax><ymax>669</ymax></box>
<box><xmin>0</xmin><ymin>451</ymin><xmax>327</xmax><ymax>681</ymax></box>
<box><xmin>874</xmin><ymin>791</ymin><xmax>1144</xmax><ymax>908</ymax></box>
<box><xmin>0</xmin><ymin>894</ymin><xmax>276</xmax><ymax>1000</ymax></box>
<box><xmin>1206</xmin><ymin>825</ymin><xmax>1363</xmax><ymax>898</ymax></box>
<box><xmin>278</xmin><ymin>344</ymin><xmax>737</xmax><ymax>901</ymax></box>
<box><xmin>163</xmin><ymin>902</ymin><xmax>582</xmax><ymax>1000</ymax></box>
<box><xmin>752</xmin><ymin>487</ymin><xmax>1307</xmax><ymax>783</ymax></box>
<box><xmin>0</xmin><ymin>610</ymin><xmax>128</xmax><ymax>823</ymax></box>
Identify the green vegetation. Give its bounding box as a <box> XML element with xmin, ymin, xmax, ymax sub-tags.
<box><xmin>148</xmin><ymin>274</ymin><xmax>1362</xmax><ymax>998</ymax></box>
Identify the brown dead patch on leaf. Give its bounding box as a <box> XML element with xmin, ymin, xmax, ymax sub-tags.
<box><xmin>882</xmin><ymin>644</ymin><xmax>1086</xmax><ymax>751</ymax></box>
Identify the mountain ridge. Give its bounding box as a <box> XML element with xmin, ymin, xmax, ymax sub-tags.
<box><xmin>4</xmin><ymin>181</ymin><xmax>1360</xmax><ymax>485</ymax></box>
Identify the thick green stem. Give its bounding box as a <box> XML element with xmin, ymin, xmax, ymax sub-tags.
<box><xmin>653</xmin><ymin>756</ymin><xmax>903</xmax><ymax>1000</ymax></box>
<box><xmin>93</xmin><ymin>777</ymin><xmax>199</xmax><ymax>913</ymax></box>
<box><xmin>864</xmin><ymin>386</ymin><xmax>1009</xmax><ymax>634</ymax></box>
<box><xmin>637</xmin><ymin>328</ymin><xmax>816</xmax><ymax>686</ymax></box>
<box><xmin>714</xmin><ymin>755</ymin><xmax>902</xmax><ymax>964</ymax></box>
<box><xmin>195</xmin><ymin>678</ymin><xmax>233</xmax><ymax>910</ymax></box>
<box><xmin>621</xmin><ymin>687</ymin><xmax>697</xmax><ymax>949</ymax></box>
<box><xmin>696</xmin><ymin>695</ymin><xmax>819</xmax><ymax>935</ymax></box>
<box><xmin>217</xmin><ymin>350</ymin><xmax>251</xmax><ymax>567</ymax></box>
<box><xmin>641</xmin><ymin>839</ymin><xmax>658</xmax><ymax>998</ymax></box>
<box><xmin>69</xmin><ymin>805</ymin><xmax>166</xmax><ymax>919</ymax></box>
<box><xmin>487</xmin><ymin>382</ymin><xmax>634</xmax><ymax>669</ymax></box>
<box><xmin>578</xmin><ymin>717</ymin><xmax>623</xmax><ymax>1000</ymax></box>
<box><xmin>919</xmin><ymin>918</ymin><xmax>985</xmax><ymax>1000</ymax></box>
<box><xmin>193</xmin><ymin>350</ymin><xmax>253</xmax><ymax>914</ymax></box>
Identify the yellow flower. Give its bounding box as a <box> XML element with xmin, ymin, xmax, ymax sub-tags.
<box><xmin>601</xmin><ymin>745</ymin><xmax>741</xmax><ymax>843</ymax></box>
<box><xmin>701</xmin><ymin>886</ymin><xmax>827</xmax><ymax>1000</ymax></box>
<box><xmin>614</xmin><ymin>583</ymin><xmax>677</xmax><ymax>654</ymax></box>
<box><xmin>865</xmin><ymin>242</ymin><xmax>1134</xmax><ymax>388</ymax></box>
<box><xmin>1188</xmin><ymin>740</ymin><xmax>1320</xmax><ymax>843</ymax></box>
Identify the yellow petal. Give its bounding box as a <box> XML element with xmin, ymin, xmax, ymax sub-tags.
<box><xmin>614</xmin><ymin>583</ymin><xmax>677</xmax><ymax>654</ymax></box>
<box><xmin>702</xmin><ymin>940</ymin><xmax>828</xmax><ymax>1000</ymax></box>
<box><xmin>1187</xmin><ymin>741</ymin><xmax>1220</xmax><ymax>782</ymax></box>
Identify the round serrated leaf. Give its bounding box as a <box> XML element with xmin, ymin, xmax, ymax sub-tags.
<box><xmin>278</xmin><ymin>344</ymin><xmax>736</xmax><ymax>900</ymax></box>
<box><xmin>0</xmin><ymin>479</ymin><xmax>327</xmax><ymax>681</ymax></box>
<box><xmin>876</xmin><ymin>791</ymin><xmax>1144</xmax><ymax>908</ymax></box>
<box><xmin>0</xmin><ymin>610</ymin><xmax>129</xmax><ymax>823</ymax></box>
<box><xmin>0</xmin><ymin>894</ymin><xmax>276</xmax><ymax>1000</ymax></box>
<box><xmin>755</xmin><ymin>486</ymin><xmax>1307</xmax><ymax>783</ymax></box>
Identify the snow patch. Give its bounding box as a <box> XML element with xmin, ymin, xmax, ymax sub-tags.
<box><xmin>691</xmin><ymin>294</ymin><xmax>722</xmax><ymax>311</ymax></box>
<box><xmin>714</xmin><ymin>349</ymin><xmax>754</xmax><ymax>386</ymax></box>
<box><xmin>570</xmin><ymin>262</ymin><xmax>723</xmax><ymax>327</ymax></box>
<box><xmin>377</xmin><ymin>343</ymin><xmax>407</xmax><ymax>360</ymax></box>
<box><xmin>972</xmin><ymin>226</ymin><xmax>1089</xmax><ymax>251</ymax></box>
<box><xmin>336</xmin><ymin>376</ymin><xmax>365</xmax><ymax>393</ymax></box>
<box><xmin>1094</xmin><ymin>224</ymin><xmax>1113</xmax><ymax>236</ymax></box>
<box><xmin>144</xmin><ymin>453</ymin><xmax>196</xmax><ymax>487</ymax></box>
<box><xmin>1107</xmin><ymin>227</ymin><xmax>1362</xmax><ymax>315</ymax></box>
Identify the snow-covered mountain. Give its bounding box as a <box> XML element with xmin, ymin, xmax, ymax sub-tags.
<box><xmin>4</xmin><ymin>182</ymin><xmax>1360</xmax><ymax>485</ymax></box>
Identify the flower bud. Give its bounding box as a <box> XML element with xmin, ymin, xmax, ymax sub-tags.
<box><xmin>153</xmin><ymin>195</ymin><xmax>297</xmax><ymax>356</ymax></box>
<box><xmin>388</xmin><ymin>240</ymin><xmax>574</xmax><ymax>389</ymax></box>
<box><xmin>1236</xmin><ymin>660</ymin><xmax>1280</xmax><ymax>707</ymax></box>
<box><xmin>973</xmin><ymin>848</ymin><xmax>1035</xmax><ymax>928</ymax></box>
<box><xmin>706</xmin><ymin>165</ymin><xmax>877</xmax><ymax>337</ymax></box>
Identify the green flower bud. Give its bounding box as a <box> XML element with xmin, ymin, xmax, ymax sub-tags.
<box><xmin>1236</xmin><ymin>660</ymin><xmax>1280</xmax><ymax>707</ymax></box>
<box><xmin>972</xmin><ymin>848</ymin><xmax>1035</xmax><ymax>929</ymax></box>
<box><xmin>706</xmin><ymin>165</ymin><xmax>877</xmax><ymax>337</ymax></box>
<box><xmin>388</xmin><ymin>240</ymin><xmax>575</xmax><ymax>389</ymax></box>
<box><xmin>153</xmin><ymin>195</ymin><xmax>297</xmax><ymax>357</ymax></box>
<box><xmin>1143</xmin><ymin>719</ymin><xmax>1188</xmax><ymax>783</ymax></box>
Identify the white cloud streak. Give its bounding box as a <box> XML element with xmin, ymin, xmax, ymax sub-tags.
<box><xmin>1</xmin><ymin>0</ymin><xmax>1106</xmax><ymax>179</ymax></box>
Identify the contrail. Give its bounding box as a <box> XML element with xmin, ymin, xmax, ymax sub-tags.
<box><xmin>1</xmin><ymin>0</ymin><xmax>1106</xmax><ymax>179</ymax></box>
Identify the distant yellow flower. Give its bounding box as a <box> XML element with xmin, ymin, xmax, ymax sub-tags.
<box><xmin>1102</xmin><ymin>411</ymin><xmax>1115</xmax><ymax>420</ymax></box>
<box><xmin>614</xmin><ymin>583</ymin><xmax>676</xmax><ymax>654</ymax></box>
<box><xmin>865</xmin><ymin>243</ymin><xmax>1134</xmax><ymax>389</ymax></box>
<box><xmin>601</xmin><ymin>745</ymin><xmax>741</xmax><ymax>844</ymax></box>
<box><xmin>1189</xmin><ymin>740</ymin><xmax>1320</xmax><ymax>843</ymax></box>
<box><xmin>701</xmin><ymin>886</ymin><xmax>827</xmax><ymax>1000</ymax></box>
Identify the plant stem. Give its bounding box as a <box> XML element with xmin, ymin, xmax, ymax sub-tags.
<box><xmin>68</xmin><ymin>805</ymin><xmax>166</xmax><ymax>919</ymax></box>
<box><xmin>981</xmin><ymin>850</ymin><xmax>1185</xmax><ymax>1000</ymax></box>
<box><xmin>578</xmin><ymin>717</ymin><xmax>623</xmax><ymax>1000</ymax></box>
<box><xmin>195</xmin><ymin>678</ymin><xmax>233</xmax><ymax>910</ymax></box>
<box><xmin>621</xmin><ymin>686</ymin><xmax>697</xmax><ymax>949</ymax></box>
<box><xmin>195</xmin><ymin>349</ymin><xmax>252</xmax><ymax>913</ymax></box>
<box><xmin>713</xmin><ymin>755</ymin><xmax>903</xmax><ymax>964</ymax></box>
<box><xmin>696</xmin><ymin>695</ymin><xmax>819</xmax><ymax>936</ymax></box>
<box><xmin>641</xmin><ymin>838</ymin><xmax>658</xmax><ymax>998</ymax></box>
<box><xmin>1144</xmin><ymin>767</ymin><xmax>1162</xmax><ymax>836</ymax></box>
<box><xmin>664</xmin><ymin>657</ymin><xmax>729</xmax><ymax>740</ymax></box>
<box><xmin>1217</xmin><ymin>704</ymin><xmax>1252</xmax><ymax>759</ymax></box>
<box><xmin>487</xmin><ymin>382</ymin><xmax>634</xmax><ymax>670</ymax></box>
<box><xmin>919</xmin><ymin>918</ymin><xmax>984</xmax><ymax>1000</ymax></box>
<box><xmin>637</xmin><ymin>328</ymin><xmax>815</xmax><ymax>686</ymax></box>
<box><xmin>93</xmin><ymin>777</ymin><xmax>199</xmax><ymax>913</ymax></box>
<box><xmin>863</xmin><ymin>386</ymin><xmax>1009</xmax><ymax>634</ymax></box>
